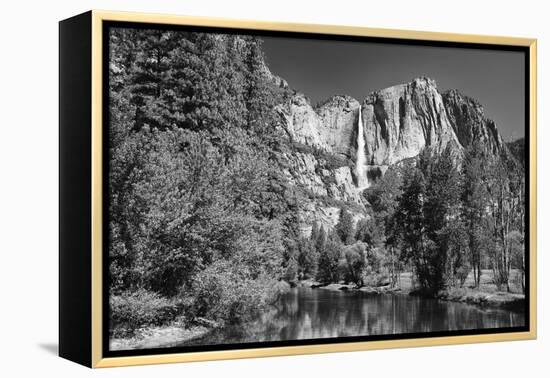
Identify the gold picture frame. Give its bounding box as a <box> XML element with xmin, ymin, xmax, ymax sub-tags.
<box><xmin>59</xmin><ymin>9</ymin><xmax>537</xmax><ymax>368</ymax></box>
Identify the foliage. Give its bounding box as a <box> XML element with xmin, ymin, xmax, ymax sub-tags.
<box><xmin>461</xmin><ymin>141</ymin><xmax>491</xmax><ymax>287</ymax></box>
<box><xmin>342</xmin><ymin>242</ymin><xmax>367</xmax><ymax>286</ymax></box>
<box><xmin>486</xmin><ymin>154</ymin><xmax>524</xmax><ymax>292</ymax></box>
<box><xmin>355</xmin><ymin>217</ymin><xmax>384</xmax><ymax>248</ymax></box>
<box><xmin>394</xmin><ymin>148</ymin><xmax>464</xmax><ymax>292</ymax></box>
<box><xmin>283</xmin><ymin>256</ymin><xmax>299</xmax><ymax>282</ymax></box>
<box><xmin>364</xmin><ymin>167</ymin><xmax>403</xmax><ymax>286</ymax></box>
<box><xmin>296</xmin><ymin>237</ymin><xmax>319</xmax><ymax>279</ymax></box>
<box><xmin>439</xmin><ymin>222</ymin><xmax>470</xmax><ymax>287</ymax></box>
<box><xmin>508</xmin><ymin>230</ymin><xmax>525</xmax><ymax>293</ymax></box>
<box><xmin>190</xmin><ymin>260</ymin><xmax>285</xmax><ymax>324</ymax></box>
<box><xmin>108</xmin><ymin>28</ymin><xmax>294</xmax><ymax>333</ymax></box>
<box><xmin>335</xmin><ymin>207</ymin><xmax>355</xmax><ymax>245</ymax></box>
<box><xmin>315</xmin><ymin>226</ymin><xmax>328</xmax><ymax>254</ymax></box>
<box><xmin>110</xmin><ymin>289</ymin><xmax>183</xmax><ymax>337</ymax></box>
<box><xmin>316</xmin><ymin>237</ymin><xmax>342</xmax><ymax>284</ymax></box>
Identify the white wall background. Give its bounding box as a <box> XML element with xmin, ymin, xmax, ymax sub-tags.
<box><xmin>0</xmin><ymin>0</ymin><xmax>547</xmax><ymax>376</ymax></box>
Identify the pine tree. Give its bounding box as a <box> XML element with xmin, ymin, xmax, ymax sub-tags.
<box><xmin>310</xmin><ymin>221</ymin><xmax>320</xmax><ymax>244</ymax></box>
<box><xmin>336</xmin><ymin>207</ymin><xmax>355</xmax><ymax>245</ymax></box>
<box><xmin>296</xmin><ymin>237</ymin><xmax>318</xmax><ymax>279</ymax></box>
<box><xmin>315</xmin><ymin>226</ymin><xmax>327</xmax><ymax>255</ymax></box>
<box><xmin>364</xmin><ymin>167</ymin><xmax>403</xmax><ymax>287</ymax></box>
<box><xmin>355</xmin><ymin>218</ymin><xmax>384</xmax><ymax>248</ymax></box>
<box><xmin>395</xmin><ymin>166</ymin><xmax>430</xmax><ymax>289</ymax></box>
<box><xmin>317</xmin><ymin>238</ymin><xmax>342</xmax><ymax>284</ymax></box>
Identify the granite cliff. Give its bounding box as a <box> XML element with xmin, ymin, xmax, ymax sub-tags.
<box><xmin>443</xmin><ymin>89</ymin><xmax>506</xmax><ymax>155</ymax></box>
<box><xmin>274</xmin><ymin>76</ymin><xmax>511</xmax><ymax>235</ymax></box>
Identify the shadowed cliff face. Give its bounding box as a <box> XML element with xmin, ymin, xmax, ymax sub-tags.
<box><xmin>443</xmin><ymin>89</ymin><xmax>505</xmax><ymax>155</ymax></box>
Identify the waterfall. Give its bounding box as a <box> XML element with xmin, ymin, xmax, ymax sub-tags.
<box><xmin>355</xmin><ymin>105</ymin><xmax>368</xmax><ymax>189</ymax></box>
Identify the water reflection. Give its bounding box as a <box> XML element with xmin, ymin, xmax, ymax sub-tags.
<box><xmin>180</xmin><ymin>288</ymin><xmax>525</xmax><ymax>346</ymax></box>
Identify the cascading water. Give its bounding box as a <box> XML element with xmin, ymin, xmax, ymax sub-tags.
<box><xmin>355</xmin><ymin>105</ymin><xmax>368</xmax><ymax>189</ymax></box>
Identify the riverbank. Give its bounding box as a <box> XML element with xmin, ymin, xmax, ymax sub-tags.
<box><xmin>293</xmin><ymin>279</ymin><xmax>402</xmax><ymax>295</ymax></box>
<box><xmin>109</xmin><ymin>319</ymin><xmax>217</xmax><ymax>351</ymax></box>
<box><xmin>291</xmin><ymin>269</ymin><xmax>525</xmax><ymax>311</ymax></box>
<box><xmin>435</xmin><ymin>288</ymin><xmax>524</xmax><ymax>310</ymax></box>
<box><xmin>294</xmin><ymin>279</ymin><xmax>401</xmax><ymax>294</ymax></box>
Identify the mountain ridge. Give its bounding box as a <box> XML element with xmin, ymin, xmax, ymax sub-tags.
<box><xmin>274</xmin><ymin>75</ymin><xmax>518</xmax><ymax>234</ymax></box>
<box><xmin>279</xmin><ymin>76</ymin><xmax>513</xmax><ymax>161</ymax></box>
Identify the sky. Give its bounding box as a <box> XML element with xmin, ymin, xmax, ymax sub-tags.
<box><xmin>261</xmin><ymin>36</ymin><xmax>525</xmax><ymax>140</ymax></box>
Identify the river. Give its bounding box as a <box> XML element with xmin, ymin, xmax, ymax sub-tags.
<box><xmin>178</xmin><ymin>287</ymin><xmax>525</xmax><ymax>347</ymax></box>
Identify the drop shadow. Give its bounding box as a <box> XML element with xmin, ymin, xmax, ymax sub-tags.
<box><xmin>38</xmin><ymin>343</ymin><xmax>58</xmax><ymax>356</ymax></box>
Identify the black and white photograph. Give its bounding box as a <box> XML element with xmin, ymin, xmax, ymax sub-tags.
<box><xmin>105</xmin><ymin>24</ymin><xmax>528</xmax><ymax>352</ymax></box>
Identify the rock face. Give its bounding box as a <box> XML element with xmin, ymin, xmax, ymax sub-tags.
<box><xmin>317</xmin><ymin>95</ymin><xmax>360</xmax><ymax>157</ymax></box>
<box><xmin>281</xmin><ymin>151</ymin><xmax>362</xmax><ymax>204</ymax></box>
<box><xmin>276</xmin><ymin>76</ymin><xmax>509</xmax><ymax>235</ymax></box>
<box><xmin>279</xmin><ymin>94</ymin><xmax>359</xmax><ymax>157</ymax></box>
<box><xmin>280</xmin><ymin>149</ymin><xmax>365</xmax><ymax>235</ymax></box>
<box><xmin>361</xmin><ymin>77</ymin><xmax>461</xmax><ymax>166</ymax></box>
<box><xmin>279</xmin><ymin>78</ymin><xmax>467</xmax><ymax>186</ymax></box>
<box><xmin>443</xmin><ymin>89</ymin><xmax>505</xmax><ymax>155</ymax></box>
<box><xmin>507</xmin><ymin>137</ymin><xmax>525</xmax><ymax>165</ymax></box>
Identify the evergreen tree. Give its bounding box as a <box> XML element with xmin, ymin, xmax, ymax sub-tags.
<box><xmin>316</xmin><ymin>238</ymin><xmax>342</xmax><ymax>284</ymax></box>
<box><xmin>315</xmin><ymin>226</ymin><xmax>328</xmax><ymax>255</ymax></box>
<box><xmin>364</xmin><ymin>167</ymin><xmax>403</xmax><ymax>287</ymax></box>
<box><xmin>355</xmin><ymin>217</ymin><xmax>384</xmax><ymax>248</ymax></box>
<box><xmin>310</xmin><ymin>221</ymin><xmax>320</xmax><ymax>244</ymax></box>
<box><xmin>335</xmin><ymin>207</ymin><xmax>355</xmax><ymax>245</ymax></box>
<box><xmin>395</xmin><ymin>166</ymin><xmax>432</xmax><ymax>290</ymax></box>
<box><xmin>296</xmin><ymin>237</ymin><xmax>318</xmax><ymax>279</ymax></box>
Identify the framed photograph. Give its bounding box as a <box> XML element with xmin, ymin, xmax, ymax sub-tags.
<box><xmin>59</xmin><ymin>10</ymin><xmax>537</xmax><ymax>368</ymax></box>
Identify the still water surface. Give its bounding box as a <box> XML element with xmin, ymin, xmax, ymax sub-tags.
<box><xmin>180</xmin><ymin>287</ymin><xmax>525</xmax><ymax>346</ymax></box>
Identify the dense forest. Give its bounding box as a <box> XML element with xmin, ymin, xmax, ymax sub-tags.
<box><xmin>107</xmin><ymin>27</ymin><xmax>526</xmax><ymax>341</ymax></box>
<box><xmin>108</xmin><ymin>28</ymin><xmax>300</xmax><ymax>337</ymax></box>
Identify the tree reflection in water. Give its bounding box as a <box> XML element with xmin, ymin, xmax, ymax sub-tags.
<box><xmin>179</xmin><ymin>288</ymin><xmax>525</xmax><ymax>347</ymax></box>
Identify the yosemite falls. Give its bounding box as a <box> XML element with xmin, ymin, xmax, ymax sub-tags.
<box><xmin>277</xmin><ymin>77</ymin><xmax>508</xmax><ymax>233</ymax></box>
<box><xmin>355</xmin><ymin>106</ymin><xmax>368</xmax><ymax>189</ymax></box>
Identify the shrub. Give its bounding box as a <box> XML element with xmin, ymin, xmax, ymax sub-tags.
<box><xmin>455</xmin><ymin>263</ymin><xmax>471</xmax><ymax>288</ymax></box>
<box><xmin>190</xmin><ymin>260</ymin><xmax>283</xmax><ymax>325</ymax></box>
<box><xmin>343</xmin><ymin>242</ymin><xmax>367</xmax><ymax>286</ymax></box>
<box><xmin>362</xmin><ymin>272</ymin><xmax>386</xmax><ymax>287</ymax></box>
<box><xmin>266</xmin><ymin>280</ymin><xmax>291</xmax><ymax>303</ymax></box>
<box><xmin>110</xmin><ymin>289</ymin><xmax>181</xmax><ymax>337</ymax></box>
